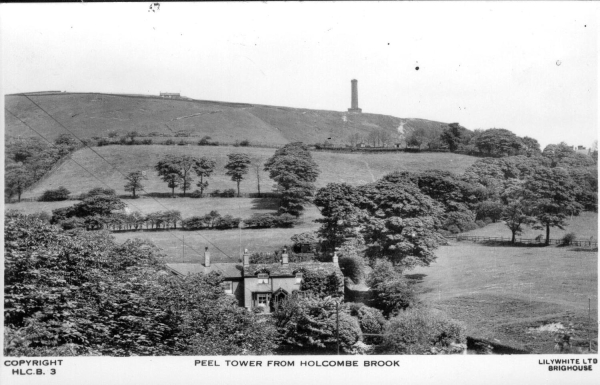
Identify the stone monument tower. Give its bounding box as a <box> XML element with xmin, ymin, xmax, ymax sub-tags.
<box><xmin>348</xmin><ymin>79</ymin><xmax>362</xmax><ymax>113</ymax></box>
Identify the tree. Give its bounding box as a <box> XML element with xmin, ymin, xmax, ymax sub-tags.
<box><xmin>273</xmin><ymin>295</ymin><xmax>361</xmax><ymax>353</ymax></box>
<box><xmin>474</xmin><ymin>128</ymin><xmax>524</xmax><ymax>157</ymax></box>
<box><xmin>524</xmin><ymin>167</ymin><xmax>582</xmax><ymax>245</ymax></box>
<box><xmin>521</xmin><ymin>136</ymin><xmax>541</xmax><ymax>157</ymax></box>
<box><xmin>440</xmin><ymin>123</ymin><xmax>471</xmax><ymax>152</ymax></box>
<box><xmin>366</xmin><ymin>260</ymin><xmax>416</xmax><ymax>316</ymax></box>
<box><xmin>264</xmin><ymin>142</ymin><xmax>320</xmax><ymax>216</ymax></box>
<box><xmin>225</xmin><ymin>153</ymin><xmax>251</xmax><ymax>197</ymax></box>
<box><xmin>348</xmin><ymin>133</ymin><xmax>363</xmax><ymax>147</ymax></box>
<box><xmin>155</xmin><ymin>155</ymin><xmax>183</xmax><ymax>197</ymax></box>
<box><xmin>192</xmin><ymin>157</ymin><xmax>216</xmax><ymax>197</ymax></box>
<box><xmin>5</xmin><ymin>164</ymin><xmax>33</xmax><ymax>202</ymax></box>
<box><xmin>124</xmin><ymin>171</ymin><xmax>148</xmax><ymax>198</ymax></box>
<box><xmin>125</xmin><ymin>130</ymin><xmax>138</xmax><ymax>144</ymax></box>
<box><xmin>314</xmin><ymin>183</ymin><xmax>363</xmax><ymax>251</ymax></box>
<box><xmin>500</xmin><ymin>181</ymin><xmax>536</xmax><ymax>243</ymax></box>
<box><xmin>357</xmin><ymin>178</ymin><xmax>443</xmax><ymax>271</ymax></box>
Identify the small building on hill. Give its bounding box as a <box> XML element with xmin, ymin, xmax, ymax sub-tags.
<box><xmin>166</xmin><ymin>247</ymin><xmax>343</xmax><ymax>314</ymax></box>
<box><xmin>159</xmin><ymin>92</ymin><xmax>181</xmax><ymax>99</ymax></box>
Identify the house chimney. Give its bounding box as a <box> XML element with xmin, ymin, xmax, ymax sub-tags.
<box><xmin>333</xmin><ymin>248</ymin><xmax>339</xmax><ymax>265</ymax></box>
<box><xmin>282</xmin><ymin>247</ymin><xmax>289</xmax><ymax>265</ymax></box>
<box><xmin>204</xmin><ymin>246</ymin><xmax>210</xmax><ymax>267</ymax></box>
<box><xmin>243</xmin><ymin>248</ymin><xmax>250</xmax><ymax>267</ymax></box>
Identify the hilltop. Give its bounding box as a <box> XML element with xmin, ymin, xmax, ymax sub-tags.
<box><xmin>5</xmin><ymin>92</ymin><xmax>446</xmax><ymax>146</ymax></box>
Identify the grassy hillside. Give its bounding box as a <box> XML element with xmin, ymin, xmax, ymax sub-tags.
<box><xmin>5</xmin><ymin>92</ymin><xmax>447</xmax><ymax>146</ymax></box>
<box><xmin>21</xmin><ymin>145</ymin><xmax>478</xmax><ymax>199</ymax></box>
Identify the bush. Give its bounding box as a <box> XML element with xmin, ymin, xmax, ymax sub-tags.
<box><xmin>344</xmin><ymin>303</ymin><xmax>387</xmax><ymax>344</ymax></box>
<box><xmin>483</xmin><ymin>217</ymin><xmax>493</xmax><ymax>225</ymax></box>
<box><xmin>141</xmin><ymin>139</ymin><xmax>153</xmax><ymax>145</ymax></box>
<box><xmin>40</xmin><ymin>186</ymin><xmax>71</xmax><ymax>201</ymax></box>
<box><xmin>443</xmin><ymin>210</ymin><xmax>477</xmax><ymax>233</ymax></box>
<box><xmin>214</xmin><ymin>215</ymin><xmax>241</xmax><ymax>230</ymax></box>
<box><xmin>244</xmin><ymin>213</ymin><xmax>297</xmax><ymax>229</ymax></box>
<box><xmin>446</xmin><ymin>225</ymin><xmax>461</xmax><ymax>234</ymax></box>
<box><xmin>379</xmin><ymin>308</ymin><xmax>466</xmax><ymax>354</ymax></box>
<box><xmin>239</xmin><ymin>140</ymin><xmax>250</xmax><ymax>147</ymax></box>
<box><xmin>189</xmin><ymin>190</ymin><xmax>203</xmax><ymax>198</ymax></box>
<box><xmin>475</xmin><ymin>220</ymin><xmax>486</xmax><ymax>228</ymax></box>
<box><xmin>97</xmin><ymin>138</ymin><xmax>110</xmax><ymax>147</ymax></box>
<box><xmin>367</xmin><ymin>260</ymin><xmax>417</xmax><ymax>317</ymax></box>
<box><xmin>562</xmin><ymin>232</ymin><xmax>577</xmax><ymax>246</ymax></box>
<box><xmin>59</xmin><ymin>217</ymin><xmax>85</xmax><ymax>230</ymax></box>
<box><xmin>175</xmin><ymin>130</ymin><xmax>191</xmax><ymax>137</ymax></box>
<box><xmin>182</xmin><ymin>216</ymin><xmax>208</xmax><ymax>230</ymax></box>
<box><xmin>177</xmin><ymin>140</ymin><xmax>187</xmax><ymax>146</ymax></box>
<box><xmin>80</xmin><ymin>187</ymin><xmax>116</xmax><ymax>199</ymax></box>
<box><xmin>475</xmin><ymin>200</ymin><xmax>503</xmax><ymax>222</ymax></box>
<box><xmin>338</xmin><ymin>255</ymin><xmax>364</xmax><ymax>283</ymax></box>
<box><xmin>222</xmin><ymin>188</ymin><xmax>236</xmax><ymax>198</ymax></box>
<box><xmin>164</xmin><ymin>139</ymin><xmax>175</xmax><ymax>145</ymax></box>
<box><xmin>107</xmin><ymin>131</ymin><xmax>118</xmax><ymax>138</ymax></box>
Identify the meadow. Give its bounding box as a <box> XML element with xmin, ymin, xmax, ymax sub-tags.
<box><xmin>22</xmin><ymin>145</ymin><xmax>478</xmax><ymax>199</ymax></box>
<box><xmin>411</xmin><ymin>241</ymin><xmax>598</xmax><ymax>353</ymax></box>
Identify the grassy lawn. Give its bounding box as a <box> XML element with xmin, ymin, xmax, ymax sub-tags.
<box><xmin>464</xmin><ymin>211</ymin><xmax>598</xmax><ymax>241</ymax></box>
<box><xmin>410</xmin><ymin>242</ymin><xmax>598</xmax><ymax>353</ymax></box>
<box><xmin>21</xmin><ymin>145</ymin><xmax>478</xmax><ymax>199</ymax></box>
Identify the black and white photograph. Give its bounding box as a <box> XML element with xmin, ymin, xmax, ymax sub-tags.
<box><xmin>1</xmin><ymin>2</ymin><xmax>598</xmax><ymax>384</ymax></box>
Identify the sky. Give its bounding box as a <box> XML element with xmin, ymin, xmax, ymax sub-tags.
<box><xmin>1</xmin><ymin>2</ymin><xmax>598</xmax><ymax>149</ymax></box>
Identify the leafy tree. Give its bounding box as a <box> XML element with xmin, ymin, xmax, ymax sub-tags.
<box><xmin>474</xmin><ymin>128</ymin><xmax>524</xmax><ymax>157</ymax></box>
<box><xmin>524</xmin><ymin>167</ymin><xmax>582</xmax><ymax>245</ymax></box>
<box><xmin>347</xmin><ymin>133</ymin><xmax>363</xmax><ymax>147</ymax></box>
<box><xmin>124</xmin><ymin>171</ymin><xmax>148</xmax><ymax>198</ymax></box>
<box><xmin>40</xmin><ymin>186</ymin><xmax>71</xmax><ymax>202</ymax></box>
<box><xmin>500</xmin><ymin>181</ymin><xmax>536</xmax><ymax>243</ymax></box>
<box><xmin>357</xmin><ymin>178</ymin><xmax>443</xmax><ymax>270</ymax></box>
<box><xmin>264</xmin><ymin>142</ymin><xmax>320</xmax><ymax>216</ymax></box>
<box><xmin>366</xmin><ymin>260</ymin><xmax>416</xmax><ymax>316</ymax></box>
<box><xmin>125</xmin><ymin>130</ymin><xmax>139</xmax><ymax>144</ymax></box>
<box><xmin>225</xmin><ymin>153</ymin><xmax>251</xmax><ymax>197</ymax></box>
<box><xmin>440</xmin><ymin>123</ymin><xmax>471</xmax><ymax>152</ymax></box>
<box><xmin>314</xmin><ymin>183</ymin><xmax>363</xmax><ymax>251</ymax></box>
<box><xmin>343</xmin><ymin>303</ymin><xmax>387</xmax><ymax>344</ymax></box>
<box><xmin>155</xmin><ymin>155</ymin><xmax>183</xmax><ymax>197</ymax></box>
<box><xmin>192</xmin><ymin>157</ymin><xmax>216</xmax><ymax>197</ymax></box>
<box><xmin>273</xmin><ymin>296</ymin><xmax>361</xmax><ymax>353</ymax></box>
<box><xmin>475</xmin><ymin>200</ymin><xmax>504</xmax><ymax>222</ymax></box>
<box><xmin>5</xmin><ymin>164</ymin><xmax>34</xmax><ymax>202</ymax></box>
<box><xmin>521</xmin><ymin>136</ymin><xmax>541</xmax><ymax>156</ymax></box>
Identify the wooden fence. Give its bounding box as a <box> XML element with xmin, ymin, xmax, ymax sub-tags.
<box><xmin>450</xmin><ymin>234</ymin><xmax>597</xmax><ymax>248</ymax></box>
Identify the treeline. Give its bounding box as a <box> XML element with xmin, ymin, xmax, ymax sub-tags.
<box><xmin>47</xmin><ymin>188</ymin><xmax>298</xmax><ymax>232</ymax></box>
<box><xmin>5</xmin><ymin>135</ymin><xmax>82</xmax><ymax>202</ymax></box>
<box><xmin>314</xmin><ymin>142</ymin><xmax>597</xmax><ymax>266</ymax></box>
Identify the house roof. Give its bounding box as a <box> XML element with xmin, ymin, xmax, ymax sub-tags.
<box><xmin>243</xmin><ymin>262</ymin><xmax>342</xmax><ymax>277</ymax></box>
<box><xmin>166</xmin><ymin>263</ymin><xmax>243</xmax><ymax>279</ymax></box>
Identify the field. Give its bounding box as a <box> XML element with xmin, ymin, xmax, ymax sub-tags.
<box><xmin>411</xmin><ymin>242</ymin><xmax>598</xmax><ymax>353</ymax></box>
<box><xmin>21</xmin><ymin>145</ymin><xmax>478</xmax><ymax>199</ymax></box>
<box><xmin>464</xmin><ymin>211</ymin><xmax>598</xmax><ymax>241</ymax></box>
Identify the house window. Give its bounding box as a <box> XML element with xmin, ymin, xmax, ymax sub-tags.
<box><xmin>252</xmin><ymin>292</ymin><xmax>272</xmax><ymax>309</ymax></box>
<box><xmin>295</xmin><ymin>273</ymin><xmax>303</xmax><ymax>284</ymax></box>
<box><xmin>223</xmin><ymin>281</ymin><xmax>233</xmax><ymax>294</ymax></box>
<box><xmin>257</xmin><ymin>273</ymin><xmax>269</xmax><ymax>285</ymax></box>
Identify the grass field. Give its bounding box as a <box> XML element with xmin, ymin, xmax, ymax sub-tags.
<box><xmin>21</xmin><ymin>145</ymin><xmax>478</xmax><ymax>199</ymax></box>
<box><xmin>464</xmin><ymin>211</ymin><xmax>598</xmax><ymax>241</ymax></box>
<box><xmin>410</xmin><ymin>242</ymin><xmax>598</xmax><ymax>353</ymax></box>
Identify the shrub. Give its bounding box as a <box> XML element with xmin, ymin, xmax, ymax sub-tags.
<box><xmin>175</xmin><ymin>130</ymin><xmax>191</xmax><ymax>137</ymax></box>
<box><xmin>177</xmin><ymin>140</ymin><xmax>187</xmax><ymax>146</ymax></box>
<box><xmin>97</xmin><ymin>138</ymin><xmax>110</xmax><ymax>147</ymax></box>
<box><xmin>40</xmin><ymin>186</ymin><xmax>71</xmax><ymax>202</ymax></box>
<box><xmin>562</xmin><ymin>232</ymin><xmax>577</xmax><ymax>246</ymax></box>
<box><xmin>338</xmin><ymin>255</ymin><xmax>364</xmax><ymax>283</ymax></box>
<box><xmin>447</xmin><ymin>225</ymin><xmax>461</xmax><ymax>234</ymax></box>
<box><xmin>164</xmin><ymin>139</ymin><xmax>175</xmax><ymax>145</ymax></box>
<box><xmin>344</xmin><ymin>303</ymin><xmax>387</xmax><ymax>344</ymax></box>
<box><xmin>475</xmin><ymin>200</ymin><xmax>503</xmax><ymax>222</ymax></box>
<box><xmin>379</xmin><ymin>308</ymin><xmax>466</xmax><ymax>354</ymax></box>
<box><xmin>107</xmin><ymin>130</ymin><xmax>118</xmax><ymax>138</ymax></box>
<box><xmin>214</xmin><ymin>215</ymin><xmax>241</xmax><ymax>230</ymax></box>
<box><xmin>210</xmin><ymin>189</ymin><xmax>221</xmax><ymax>197</ymax></box>
<box><xmin>367</xmin><ymin>260</ymin><xmax>417</xmax><ymax>316</ymax></box>
<box><xmin>189</xmin><ymin>190</ymin><xmax>203</xmax><ymax>198</ymax></box>
<box><xmin>244</xmin><ymin>213</ymin><xmax>297</xmax><ymax>229</ymax></box>
<box><xmin>80</xmin><ymin>187</ymin><xmax>117</xmax><ymax>199</ymax></box>
<box><xmin>483</xmin><ymin>217</ymin><xmax>493</xmax><ymax>225</ymax></box>
<box><xmin>182</xmin><ymin>216</ymin><xmax>208</xmax><ymax>230</ymax></box>
<box><xmin>443</xmin><ymin>210</ymin><xmax>477</xmax><ymax>233</ymax></box>
<box><xmin>222</xmin><ymin>188</ymin><xmax>236</xmax><ymax>198</ymax></box>
<box><xmin>141</xmin><ymin>139</ymin><xmax>153</xmax><ymax>145</ymax></box>
<box><xmin>59</xmin><ymin>217</ymin><xmax>85</xmax><ymax>230</ymax></box>
<box><xmin>239</xmin><ymin>139</ymin><xmax>250</xmax><ymax>147</ymax></box>
<box><xmin>475</xmin><ymin>220</ymin><xmax>486</xmax><ymax>228</ymax></box>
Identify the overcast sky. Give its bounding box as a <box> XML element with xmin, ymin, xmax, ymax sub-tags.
<box><xmin>1</xmin><ymin>2</ymin><xmax>598</xmax><ymax>148</ymax></box>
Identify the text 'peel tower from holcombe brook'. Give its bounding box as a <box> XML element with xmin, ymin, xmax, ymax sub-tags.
<box><xmin>348</xmin><ymin>79</ymin><xmax>362</xmax><ymax>113</ymax></box>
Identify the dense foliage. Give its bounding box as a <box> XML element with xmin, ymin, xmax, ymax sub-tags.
<box><xmin>40</xmin><ymin>186</ymin><xmax>71</xmax><ymax>202</ymax></box>
<box><xmin>225</xmin><ymin>153</ymin><xmax>251</xmax><ymax>197</ymax></box>
<box><xmin>4</xmin><ymin>212</ymin><xmax>278</xmax><ymax>356</ymax></box>
<box><xmin>366</xmin><ymin>260</ymin><xmax>417</xmax><ymax>316</ymax></box>
<box><xmin>264</xmin><ymin>142</ymin><xmax>320</xmax><ymax>216</ymax></box>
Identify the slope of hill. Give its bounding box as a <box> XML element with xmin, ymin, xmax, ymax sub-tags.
<box><xmin>20</xmin><ymin>145</ymin><xmax>478</xmax><ymax>199</ymax></box>
<box><xmin>5</xmin><ymin>92</ymin><xmax>447</xmax><ymax>146</ymax></box>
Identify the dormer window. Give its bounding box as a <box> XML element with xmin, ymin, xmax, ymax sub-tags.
<box><xmin>257</xmin><ymin>273</ymin><xmax>269</xmax><ymax>285</ymax></box>
<box><xmin>295</xmin><ymin>272</ymin><xmax>303</xmax><ymax>284</ymax></box>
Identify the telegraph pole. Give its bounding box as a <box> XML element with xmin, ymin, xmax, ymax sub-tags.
<box><xmin>336</xmin><ymin>301</ymin><xmax>340</xmax><ymax>355</ymax></box>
